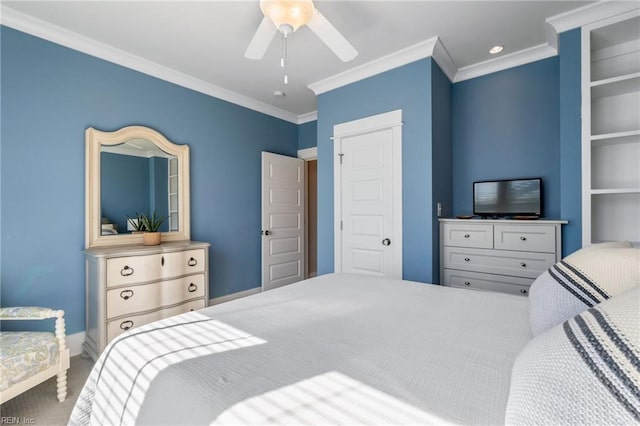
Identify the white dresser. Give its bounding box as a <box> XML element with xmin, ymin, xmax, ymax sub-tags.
<box><xmin>84</xmin><ymin>241</ymin><xmax>210</xmax><ymax>360</ymax></box>
<box><xmin>439</xmin><ymin>219</ymin><xmax>566</xmax><ymax>296</ymax></box>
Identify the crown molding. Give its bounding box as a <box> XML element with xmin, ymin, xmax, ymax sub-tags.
<box><xmin>306</xmin><ymin>32</ymin><xmax>558</xmax><ymax>91</ymax></box>
<box><xmin>6</xmin><ymin>2</ymin><xmax>637</xmax><ymax>125</ymax></box>
<box><xmin>545</xmin><ymin>20</ymin><xmax>559</xmax><ymax>52</ymax></box>
<box><xmin>432</xmin><ymin>38</ymin><xmax>458</xmax><ymax>82</ymax></box>
<box><xmin>309</xmin><ymin>37</ymin><xmax>439</xmax><ymax>95</ymax></box>
<box><xmin>297</xmin><ymin>111</ymin><xmax>318</xmax><ymax>124</ymax></box>
<box><xmin>453</xmin><ymin>43</ymin><xmax>557</xmax><ymax>83</ymax></box>
<box><xmin>546</xmin><ymin>1</ymin><xmax>640</xmax><ymax>34</ymax></box>
<box><xmin>0</xmin><ymin>5</ymin><xmax>301</xmax><ymax>124</ymax></box>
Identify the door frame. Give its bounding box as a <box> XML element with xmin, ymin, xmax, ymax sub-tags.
<box><xmin>298</xmin><ymin>147</ymin><xmax>318</xmax><ymax>279</ymax></box>
<box><xmin>333</xmin><ymin>109</ymin><xmax>403</xmax><ymax>277</ymax></box>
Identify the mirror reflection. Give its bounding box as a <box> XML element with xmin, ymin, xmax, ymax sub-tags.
<box><xmin>100</xmin><ymin>138</ymin><xmax>179</xmax><ymax>236</ymax></box>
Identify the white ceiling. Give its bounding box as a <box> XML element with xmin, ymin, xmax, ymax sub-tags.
<box><xmin>3</xmin><ymin>1</ymin><xmax>599</xmax><ymax>121</ymax></box>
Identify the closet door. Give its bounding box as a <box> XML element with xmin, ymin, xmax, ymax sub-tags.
<box><xmin>333</xmin><ymin>110</ymin><xmax>403</xmax><ymax>279</ymax></box>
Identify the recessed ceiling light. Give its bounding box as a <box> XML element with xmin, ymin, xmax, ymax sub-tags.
<box><xmin>273</xmin><ymin>90</ymin><xmax>286</xmax><ymax>98</ymax></box>
<box><xmin>489</xmin><ymin>45</ymin><xmax>504</xmax><ymax>54</ymax></box>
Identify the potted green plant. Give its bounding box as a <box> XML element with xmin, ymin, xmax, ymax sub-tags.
<box><xmin>140</xmin><ymin>211</ymin><xmax>167</xmax><ymax>245</ymax></box>
<box><xmin>125</xmin><ymin>212</ymin><xmax>147</xmax><ymax>234</ymax></box>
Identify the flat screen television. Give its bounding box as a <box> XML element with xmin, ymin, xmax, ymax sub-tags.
<box><xmin>473</xmin><ymin>178</ymin><xmax>542</xmax><ymax>218</ymax></box>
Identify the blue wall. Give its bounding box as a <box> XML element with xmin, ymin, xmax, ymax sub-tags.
<box><xmin>298</xmin><ymin>121</ymin><xmax>317</xmax><ymax>150</ymax></box>
<box><xmin>559</xmin><ymin>29</ymin><xmax>582</xmax><ymax>256</ymax></box>
<box><xmin>101</xmin><ymin>152</ymin><xmax>151</xmax><ymax>233</ymax></box>
<box><xmin>317</xmin><ymin>58</ymin><xmax>443</xmax><ymax>283</ymax></box>
<box><xmin>1</xmin><ymin>27</ymin><xmax>297</xmax><ymax>333</ymax></box>
<box><xmin>1</xmin><ymin>24</ymin><xmax>584</xmax><ymax>334</ymax></box>
<box><xmin>101</xmin><ymin>154</ymin><xmax>169</xmax><ymax>233</ymax></box>
<box><xmin>451</xmin><ymin>57</ymin><xmax>561</xmax><ymax>219</ymax></box>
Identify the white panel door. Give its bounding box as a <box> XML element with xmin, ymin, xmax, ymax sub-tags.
<box><xmin>261</xmin><ymin>152</ymin><xmax>305</xmax><ymax>291</ymax></box>
<box><xmin>334</xmin><ymin>110</ymin><xmax>403</xmax><ymax>279</ymax></box>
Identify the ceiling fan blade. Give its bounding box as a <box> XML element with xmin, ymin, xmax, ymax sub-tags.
<box><xmin>307</xmin><ymin>9</ymin><xmax>358</xmax><ymax>62</ymax></box>
<box><xmin>245</xmin><ymin>16</ymin><xmax>278</xmax><ymax>60</ymax></box>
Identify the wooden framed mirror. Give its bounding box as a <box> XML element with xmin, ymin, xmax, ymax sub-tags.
<box><xmin>85</xmin><ymin>126</ymin><xmax>190</xmax><ymax>248</ymax></box>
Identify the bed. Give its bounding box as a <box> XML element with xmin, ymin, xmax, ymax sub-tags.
<box><xmin>70</xmin><ymin>242</ymin><xmax>640</xmax><ymax>426</ymax></box>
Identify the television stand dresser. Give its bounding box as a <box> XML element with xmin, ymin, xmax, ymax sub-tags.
<box><xmin>439</xmin><ymin>218</ymin><xmax>567</xmax><ymax>296</ymax></box>
<box><xmin>84</xmin><ymin>241</ymin><xmax>210</xmax><ymax>360</ymax></box>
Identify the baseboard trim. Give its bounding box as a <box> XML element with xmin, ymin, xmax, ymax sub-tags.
<box><xmin>67</xmin><ymin>331</ymin><xmax>86</xmax><ymax>357</ymax></box>
<box><xmin>209</xmin><ymin>287</ymin><xmax>262</xmax><ymax>306</ymax></box>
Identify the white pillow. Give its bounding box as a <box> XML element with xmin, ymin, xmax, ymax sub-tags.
<box><xmin>506</xmin><ymin>287</ymin><xmax>640</xmax><ymax>425</ymax></box>
<box><xmin>529</xmin><ymin>241</ymin><xmax>639</xmax><ymax>336</ymax></box>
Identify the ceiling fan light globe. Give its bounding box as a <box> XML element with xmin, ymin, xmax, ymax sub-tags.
<box><xmin>260</xmin><ymin>0</ymin><xmax>315</xmax><ymax>32</ymax></box>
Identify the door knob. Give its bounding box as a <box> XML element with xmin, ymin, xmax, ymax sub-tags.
<box><xmin>382</xmin><ymin>238</ymin><xmax>391</xmax><ymax>246</ymax></box>
<box><xmin>262</xmin><ymin>230</ymin><xmax>271</xmax><ymax>236</ymax></box>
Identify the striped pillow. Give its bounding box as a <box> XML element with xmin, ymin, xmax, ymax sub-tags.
<box><xmin>506</xmin><ymin>287</ymin><xmax>640</xmax><ymax>424</ymax></box>
<box><xmin>529</xmin><ymin>241</ymin><xmax>639</xmax><ymax>336</ymax></box>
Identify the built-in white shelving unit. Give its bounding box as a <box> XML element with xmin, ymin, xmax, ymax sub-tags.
<box><xmin>582</xmin><ymin>10</ymin><xmax>640</xmax><ymax>246</ymax></box>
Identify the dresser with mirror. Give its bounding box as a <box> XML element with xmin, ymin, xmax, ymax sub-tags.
<box><xmin>84</xmin><ymin>126</ymin><xmax>209</xmax><ymax>360</ymax></box>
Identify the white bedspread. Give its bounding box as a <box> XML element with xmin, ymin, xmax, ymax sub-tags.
<box><xmin>71</xmin><ymin>273</ymin><xmax>531</xmax><ymax>425</ymax></box>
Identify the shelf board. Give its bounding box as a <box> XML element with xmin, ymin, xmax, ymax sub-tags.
<box><xmin>591</xmin><ymin>188</ymin><xmax>640</xmax><ymax>195</ymax></box>
<box><xmin>591</xmin><ymin>71</ymin><xmax>640</xmax><ymax>87</ymax></box>
<box><xmin>591</xmin><ymin>72</ymin><xmax>640</xmax><ymax>98</ymax></box>
<box><xmin>591</xmin><ymin>129</ymin><xmax>640</xmax><ymax>141</ymax></box>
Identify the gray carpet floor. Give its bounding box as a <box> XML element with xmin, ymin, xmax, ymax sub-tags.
<box><xmin>0</xmin><ymin>355</ymin><xmax>94</xmax><ymax>426</ymax></box>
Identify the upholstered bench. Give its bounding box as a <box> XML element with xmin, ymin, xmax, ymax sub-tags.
<box><xmin>0</xmin><ymin>307</ymin><xmax>70</xmax><ymax>403</ymax></box>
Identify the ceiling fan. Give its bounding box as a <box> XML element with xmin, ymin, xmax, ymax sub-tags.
<box><xmin>244</xmin><ymin>0</ymin><xmax>358</xmax><ymax>64</ymax></box>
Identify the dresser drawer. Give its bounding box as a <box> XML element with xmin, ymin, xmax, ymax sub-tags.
<box><xmin>442</xmin><ymin>223</ymin><xmax>493</xmax><ymax>248</ymax></box>
<box><xmin>106</xmin><ymin>249</ymin><xmax>206</xmax><ymax>287</ymax></box>
<box><xmin>443</xmin><ymin>269</ymin><xmax>533</xmax><ymax>296</ymax></box>
<box><xmin>494</xmin><ymin>225</ymin><xmax>556</xmax><ymax>253</ymax></box>
<box><xmin>107</xmin><ymin>299</ymin><xmax>206</xmax><ymax>342</ymax></box>
<box><xmin>443</xmin><ymin>247</ymin><xmax>556</xmax><ymax>279</ymax></box>
<box><xmin>106</xmin><ymin>274</ymin><xmax>205</xmax><ymax>319</ymax></box>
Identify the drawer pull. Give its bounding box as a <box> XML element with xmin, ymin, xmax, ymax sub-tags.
<box><xmin>161</xmin><ymin>256</ymin><xmax>165</xmax><ymax>266</ymax></box>
<box><xmin>464</xmin><ymin>234</ymin><xmax>470</xmax><ymax>238</ymax></box>
<box><xmin>521</xmin><ymin>262</ymin><xmax>527</xmax><ymax>268</ymax></box>
<box><xmin>120</xmin><ymin>290</ymin><xmax>134</xmax><ymax>300</ymax></box>
<box><xmin>520</xmin><ymin>289</ymin><xmax>528</xmax><ymax>295</ymax></box>
<box><xmin>520</xmin><ymin>236</ymin><xmax>527</xmax><ymax>241</ymax></box>
<box><xmin>188</xmin><ymin>283</ymin><xmax>198</xmax><ymax>293</ymax></box>
<box><xmin>464</xmin><ymin>281</ymin><xmax>471</xmax><ymax>286</ymax></box>
<box><xmin>120</xmin><ymin>266</ymin><xmax>134</xmax><ymax>277</ymax></box>
<box><xmin>464</xmin><ymin>257</ymin><xmax>470</xmax><ymax>262</ymax></box>
<box><xmin>120</xmin><ymin>320</ymin><xmax>134</xmax><ymax>331</ymax></box>
<box><xmin>188</xmin><ymin>257</ymin><xmax>198</xmax><ymax>267</ymax></box>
